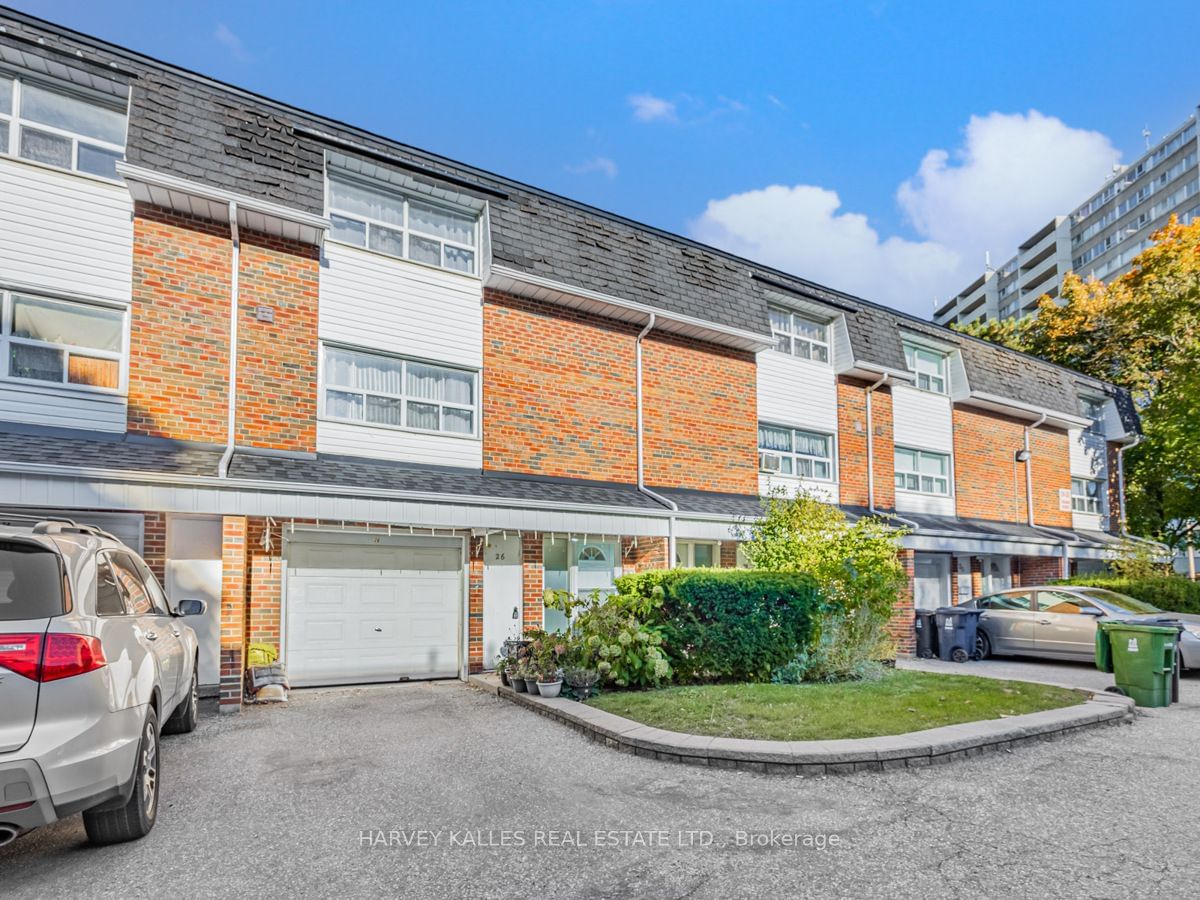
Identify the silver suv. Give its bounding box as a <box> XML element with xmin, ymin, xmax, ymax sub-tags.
<box><xmin>0</xmin><ymin>516</ymin><xmax>204</xmax><ymax>847</ymax></box>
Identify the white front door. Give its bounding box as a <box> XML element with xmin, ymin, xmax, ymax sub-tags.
<box><xmin>165</xmin><ymin>516</ymin><xmax>222</xmax><ymax>688</ymax></box>
<box><xmin>913</xmin><ymin>553</ymin><xmax>951</xmax><ymax>610</ymax></box>
<box><xmin>482</xmin><ymin>534</ymin><xmax>523</xmax><ymax>669</ymax></box>
<box><xmin>573</xmin><ymin>540</ymin><xmax>618</xmax><ymax>599</ymax></box>
<box><xmin>982</xmin><ymin>555</ymin><xmax>1013</xmax><ymax>594</ymax></box>
<box><xmin>285</xmin><ymin>534</ymin><xmax>462</xmax><ymax>686</ymax></box>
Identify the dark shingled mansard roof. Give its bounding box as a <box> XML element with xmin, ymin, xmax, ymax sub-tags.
<box><xmin>0</xmin><ymin>8</ymin><xmax>1137</xmax><ymax>430</ymax></box>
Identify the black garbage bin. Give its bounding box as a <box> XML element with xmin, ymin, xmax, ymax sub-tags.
<box><xmin>914</xmin><ymin>608</ymin><xmax>939</xmax><ymax>659</ymax></box>
<box><xmin>934</xmin><ymin>607</ymin><xmax>983</xmax><ymax>663</ymax></box>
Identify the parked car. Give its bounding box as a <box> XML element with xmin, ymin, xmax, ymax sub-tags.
<box><xmin>0</xmin><ymin>516</ymin><xmax>205</xmax><ymax>848</ymax></box>
<box><xmin>960</xmin><ymin>585</ymin><xmax>1200</xmax><ymax>669</ymax></box>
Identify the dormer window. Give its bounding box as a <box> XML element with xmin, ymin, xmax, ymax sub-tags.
<box><xmin>1079</xmin><ymin>396</ymin><xmax>1106</xmax><ymax>435</ymax></box>
<box><xmin>769</xmin><ymin>307</ymin><xmax>830</xmax><ymax>363</ymax></box>
<box><xmin>903</xmin><ymin>342</ymin><xmax>947</xmax><ymax>394</ymax></box>
<box><xmin>0</xmin><ymin>73</ymin><xmax>127</xmax><ymax>179</ymax></box>
<box><xmin>327</xmin><ymin>173</ymin><xmax>480</xmax><ymax>275</ymax></box>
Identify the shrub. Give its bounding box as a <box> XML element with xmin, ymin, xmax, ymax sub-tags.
<box><xmin>544</xmin><ymin>589</ymin><xmax>671</xmax><ymax>689</ymax></box>
<box><xmin>771</xmin><ymin>605</ymin><xmax>890</xmax><ymax>684</ymax></box>
<box><xmin>617</xmin><ymin>569</ymin><xmax>824</xmax><ymax>683</ymax></box>
<box><xmin>1054</xmin><ymin>574</ymin><xmax>1200</xmax><ymax>615</ymax></box>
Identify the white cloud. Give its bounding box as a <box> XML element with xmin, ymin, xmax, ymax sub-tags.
<box><xmin>628</xmin><ymin>93</ymin><xmax>677</xmax><ymax>123</ymax></box>
<box><xmin>214</xmin><ymin>23</ymin><xmax>250</xmax><ymax>62</ymax></box>
<box><xmin>566</xmin><ymin>156</ymin><xmax>618</xmax><ymax>179</ymax></box>
<box><xmin>691</xmin><ymin>110</ymin><xmax>1121</xmax><ymax>315</ymax></box>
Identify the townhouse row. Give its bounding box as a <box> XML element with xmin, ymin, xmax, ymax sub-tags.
<box><xmin>0</xmin><ymin>9</ymin><xmax>1137</xmax><ymax>709</ymax></box>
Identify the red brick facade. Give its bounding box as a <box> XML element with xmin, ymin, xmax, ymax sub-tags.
<box><xmin>621</xmin><ymin>537</ymin><xmax>668</xmax><ymax>572</ymax></box>
<box><xmin>234</xmin><ymin>232</ymin><xmax>320</xmax><ymax>453</ymax></box>
<box><xmin>837</xmin><ymin>378</ymin><xmax>894</xmax><ymax>509</ymax></box>
<box><xmin>1030</xmin><ymin>427</ymin><xmax>1073</xmax><ymax>528</ymax></box>
<box><xmin>888</xmin><ymin>550</ymin><xmax>916</xmax><ymax>655</ymax></box>
<box><xmin>219</xmin><ymin>516</ymin><xmax>248</xmax><ymax>712</ymax></box>
<box><xmin>129</xmin><ymin>205</ymin><xmax>232</xmax><ymax>442</ymax></box>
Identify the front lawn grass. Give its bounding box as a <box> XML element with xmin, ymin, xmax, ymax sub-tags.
<box><xmin>587</xmin><ymin>670</ymin><xmax>1086</xmax><ymax>741</ymax></box>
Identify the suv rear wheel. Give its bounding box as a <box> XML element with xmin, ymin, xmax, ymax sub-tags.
<box><xmin>83</xmin><ymin>708</ymin><xmax>159</xmax><ymax>845</ymax></box>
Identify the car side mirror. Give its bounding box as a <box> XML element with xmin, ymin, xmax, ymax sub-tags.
<box><xmin>1080</xmin><ymin>607</ymin><xmax>1104</xmax><ymax>617</ymax></box>
<box><xmin>177</xmin><ymin>598</ymin><xmax>208</xmax><ymax>617</ymax></box>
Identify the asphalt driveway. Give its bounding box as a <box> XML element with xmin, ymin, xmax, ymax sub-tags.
<box><xmin>3</xmin><ymin>662</ymin><xmax>1199</xmax><ymax>899</ymax></box>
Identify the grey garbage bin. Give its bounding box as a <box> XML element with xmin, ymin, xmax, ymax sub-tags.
<box><xmin>934</xmin><ymin>607</ymin><xmax>982</xmax><ymax>663</ymax></box>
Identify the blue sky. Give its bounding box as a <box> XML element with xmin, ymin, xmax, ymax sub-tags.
<box><xmin>12</xmin><ymin>0</ymin><xmax>1200</xmax><ymax>315</ymax></box>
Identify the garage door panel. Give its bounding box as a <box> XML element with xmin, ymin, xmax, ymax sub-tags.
<box><xmin>286</xmin><ymin>538</ymin><xmax>462</xmax><ymax>686</ymax></box>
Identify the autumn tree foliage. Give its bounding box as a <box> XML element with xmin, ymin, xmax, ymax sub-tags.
<box><xmin>956</xmin><ymin>216</ymin><xmax>1200</xmax><ymax>548</ymax></box>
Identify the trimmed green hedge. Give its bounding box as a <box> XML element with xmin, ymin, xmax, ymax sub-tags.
<box><xmin>615</xmin><ymin>569</ymin><xmax>824</xmax><ymax>683</ymax></box>
<box><xmin>1054</xmin><ymin>575</ymin><xmax>1200</xmax><ymax>615</ymax></box>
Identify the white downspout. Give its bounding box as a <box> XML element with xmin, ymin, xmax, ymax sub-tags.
<box><xmin>1023</xmin><ymin>412</ymin><xmax>1047</xmax><ymax>528</ymax></box>
<box><xmin>1116</xmin><ymin>434</ymin><xmax>1141</xmax><ymax>534</ymax></box>
<box><xmin>218</xmin><ymin>201</ymin><xmax>240</xmax><ymax>479</ymax></box>
<box><xmin>634</xmin><ymin>314</ymin><xmax>678</xmax><ymax>565</ymax></box>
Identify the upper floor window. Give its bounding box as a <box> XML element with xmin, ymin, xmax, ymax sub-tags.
<box><xmin>327</xmin><ymin>174</ymin><xmax>479</xmax><ymax>275</ymax></box>
<box><xmin>0</xmin><ymin>74</ymin><xmax>127</xmax><ymax>179</ymax></box>
<box><xmin>895</xmin><ymin>447</ymin><xmax>950</xmax><ymax>496</ymax></box>
<box><xmin>322</xmin><ymin>345</ymin><xmax>477</xmax><ymax>437</ymax></box>
<box><xmin>1</xmin><ymin>290</ymin><xmax>125</xmax><ymax>393</ymax></box>
<box><xmin>1079</xmin><ymin>396</ymin><xmax>1106</xmax><ymax>435</ymax></box>
<box><xmin>1071</xmin><ymin>477</ymin><xmax>1102</xmax><ymax>515</ymax></box>
<box><xmin>768</xmin><ymin>307</ymin><xmax>830</xmax><ymax>363</ymax></box>
<box><xmin>758</xmin><ymin>423</ymin><xmax>834</xmax><ymax>480</ymax></box>
<box><xmin>903</xmin><ymin>342</ymin><xmax>947</xmax><ymax>394</ymax></box>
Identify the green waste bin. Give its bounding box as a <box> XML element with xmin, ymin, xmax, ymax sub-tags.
<box><xmin>1095</xmin><ymin>625</ymin><xmax>1114</xmax><ymax>674</ymax></box>
<box><xmin>1098</xmin><ymin>621</ymin><xmax>1179</xmax><ymax>708</ymax></box>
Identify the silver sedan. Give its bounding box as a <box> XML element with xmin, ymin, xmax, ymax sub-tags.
<box><xmin>959</xmin><ymin>585</ymin><xmax>1200</xmax><ymax>669</ymax></box>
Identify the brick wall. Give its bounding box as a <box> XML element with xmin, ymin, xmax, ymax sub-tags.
<box><xmin>1030</xmin><ymin>427</ymin><xmax>1073</xmax><ymax>528</ymax></box>
<box><xmin>642</xmin><ymin>333</ymin><xmax>757</xmax><ymax>494</ymax></box>
<box><xmin>142</xmin><ymin>512</ymin><xmax>166</xmax><ymax>583</ymax></box>
<box><xmin>837</xmin><ymin>378</ymin><xmax>894</xmax><ymax>509</ymax></box>
<box><xmin>219</xmin><ymin>516</ymin><xmax>248</xmax><ymax>712</ymax></box>
<box><xmin>468</xmin><ymin>537</ymin><xmax>485</xmax><ymax>673</ymax></box>
<box><xmin>129</xmin><ymin>204</ymin><xmax>231</xmax><ymax>442</ymax></box>
<box><xmin>889</xmin><ymin>549</ymin><xmax>916</xmax><ymax>655</ymax></box>
<box><xmin>1018</xmin><ymin>555</ymin><xmax>1066</xmax><ymax>585</ymax></box>
<box><xmin>621</xmin><ymin>536</ymin><xmax>668</xmax><ymax>572</ymax></box>
<box><xmin>953</xmin><ymin>406</ymin><xmax>1029</xmax><ymax>522</ymax></box>
<box><xmin>244</xmin><ymin>518</ymin><xmax>282</xmax><ymax>647</ymax></box>
<box><xmin>522</xmin><ymin>532</ymin><xmax>544</xmax><ymax>632</ymax></box>
<box><xmin>720</xmin><ymin>541</ymin><xmax>739</xmax><ymax>568</ymax></box>
<box><xmin>483</xmin><ymin>291</ymin><xmax>638</xmax><ymax>482</ymax></box>
<box><xmin>235</xmin><ymin>232</ymin><xmax>320</xmax><ymax>453</ymax></box>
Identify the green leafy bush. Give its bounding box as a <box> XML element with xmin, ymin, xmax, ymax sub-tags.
<box><xmin>1054</xmin><ymin>574</ymin><xmax>1200</xmax><ymax>615</ymax></box>
<box><xmin>544</xmin><ymin>589</ymin><xmax>671</xmax><ymax>688</ymax></box>
<box><xmin>617</xmin><ymin>569</ymin><xmax>824</xmax><ymax>683</ymax></box>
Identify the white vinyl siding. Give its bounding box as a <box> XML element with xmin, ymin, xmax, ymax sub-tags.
<box><xmin>1069</xmin><ymin>424</ymin><xmax>1108</xmax><ymax>530</ymax></box>
<box><xmin>892</xmin><ymin>384</ymin><xmax>954</xmax><ymax>452</ymax></box>
<box><xmin>318</xmin><ymin>241</ymin><xmax>484</xmax><ymax>467</ymax></box>
<box><xmin>755</xmin><ymin>347</ymin><xmax>839</xmax><ymax>502</ymax></box>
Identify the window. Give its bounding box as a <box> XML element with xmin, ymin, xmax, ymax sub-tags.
<box><xmin>676</xmin><ymin>541</ymin><xmax>718</xmax><ymax>568</ymax></box>
<box><xmin>903</xmin><ymin>343</ymin><xmax>947</xmax><ymax>393</ymax></box>
<box><xmin>1079</xmin><ymin>396</ymin><xmax>1106</xmax><ymax>435</ymax></box>
<box><xmin>894</xmin><ymin>447</ymin><xmax>950</xmax><ymax>495</ymax></box>
<box><xmin>94</xmin><ymin>555</ymin><xmax>128</xmax><ymax>617</ymax></box>
<box><xmin>0</xmin><ymin>74</ymin><xmax>126</xmax><ymax>179</ymax></box>
<box><xmin>322</xmin><ymin>345</ymin><xmax>476</xmax><ymax>437</ymax></box>
<box><xmin>130</xmin><ymin>553</ymin><xmax>171</xmax><ymax>615</ymax></box>
<box><xmin>976</xmin><ymin>591</ymin><xmax>1033</xmax><ymax>611</ymax></box>
<box><xmin>768</xmin><ymin>307</ymin><xmax>830</xmax><ymax>363</ymax></box>
<box><xmin>0</xmin><ymin>540</ymin><xmax>64</xmax><ymax>620</ymax></box>
<box><xmin>327</xmin><ymin>174</ymin><xmax>479</xmax><ymax>275</ymax></box>
<box><xmin>1037</xmin><ymin>590</ymin><xmax>1098</xmax><ymax>615</ymax></box>
<box><xmin>109</xmin><ymin>553</ymin><xmax>153</xmax><ymax>616</ymax></box>
<box><xmin>758</xmin><ymin>424</ymin><xmax>834</xmax><ymax>480</ymax></box>
<box><xmin>1071</xmin><ymin>477</ymin><xmax>1102</xmax><ymax>515</ymax></box>
<box><xmin>1</xmin><ymin>290</ymin><xmax>125</xmax><ymax>392</ymax></box>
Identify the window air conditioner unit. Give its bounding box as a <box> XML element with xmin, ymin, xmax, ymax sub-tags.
<box><xmin>758</xmin><ymin>452</ymin><xmax>782</xmax><ymax>473</ymax></box>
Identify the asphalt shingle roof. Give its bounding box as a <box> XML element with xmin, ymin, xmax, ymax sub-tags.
<box><xmin>0</xmin><ymin>9</ymin><xmax>1136</xmax><ymax>426</ymax></box>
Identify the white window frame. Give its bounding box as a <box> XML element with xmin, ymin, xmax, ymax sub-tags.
<box><xmin>676</xmin><ymin>540</ymin><xmax>720</xmax><ymax>568</ymax></box>
<box><xmin>0</xmin><ymin>72</ymin><xmax>127</xmax><ymax>181</ymax></box>
<box><xmin>1079</xmin><ymin>396</ymin><xmax>1106</xmax><ymax>435</ymax></box>
<box><xmin>318</xmin><ymin>343</ymin><xmax>480</xmax><ymax>440</ymax></box>
<box><xmin>758</xmin><ymin>423</ymin><xmax>836</xmax><ymax>482</ymax></box>
<box><xmin>0</xmin><ymin>288</ymin><xmax>128</xmax><ymax>396</ymax></box>
<box><xmin>903</xmin><ymin>342</ymin><xmax>948</xmax><ymax>394</ymax></box>
<box><xmin>894</xmin><ymin>446</ymin><xmax>952</xmax><ymax>497</ymax></box>
<box><xmin>325</xmin><ymin>171</ymin><xmax>481</xmax><ymax>277</ymax></box>
<box><xmin>768</xmin><ymin>306</ymin><xmax>831</xmax><ymax>364</ymax></box>
<box><xmin>1071</xmin><ymin>477</ymin><xmax>1103</xmax><ymax>515</ymax></box>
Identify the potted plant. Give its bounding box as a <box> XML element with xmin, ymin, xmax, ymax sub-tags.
<box><xmin>536</xmin><ymin>662</ymin><xmax>563</xmax><ymax>698</ymax></box>
<box><xmin>509</xmin><ymin>660</ymin><xmax>528</xmax><ymax>693</ymax></box>
<box><xmin>563</xmin><ymin>667</ymin><xmax>600</xmax><ymax>700</ymax></box>
<box><xmin>495</xmin><ymin>656</ymin><xmax>511</xmax><ymax>687</ymax></box>
<box><xmin>523</xmin><ymin>662</ymin><xmax>541</xmax><ymax>695</ymax></box>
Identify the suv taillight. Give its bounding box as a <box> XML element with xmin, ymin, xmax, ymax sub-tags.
<box><xmin>0</xmin><ymin>633</ymin><xmax>106</xmax><ymax>682</ymax></box>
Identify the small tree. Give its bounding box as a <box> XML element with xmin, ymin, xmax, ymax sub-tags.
<box><xmin>736</xmin><ymin>491</ymin><xmax>908</xmax><ymax>620</ymax></box>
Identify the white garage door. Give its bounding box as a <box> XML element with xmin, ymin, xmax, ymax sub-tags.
<box><xmin>285</xmin><ymin>533</ymin><xmax>463</xmax><ymax>687</ymax></box>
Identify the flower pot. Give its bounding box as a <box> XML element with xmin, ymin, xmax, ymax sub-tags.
<box><xmin>571</xmin><ymin>684</ymin><xmax>594</xmax><ymax>701</ymax></box>
<box><xmin>499</xmin><ymin>670</ymin><xmax>510</xmax><ymax>687</ymax></box>
<box><xmin>524</xmin><ymin>677</ymin><xmax>540</xmax><ymax>694</ymax></box>
<box><xmin>510</xmin><ymin>674</ymin><xmax>527</xmax><ymax>693</ymax></box>
<box><xmin>537</xmin><ymin>679</ymin><xmax>563</xmax><ymax>698</ymax></box>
